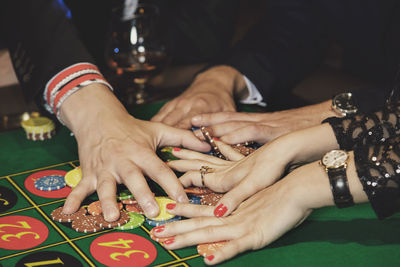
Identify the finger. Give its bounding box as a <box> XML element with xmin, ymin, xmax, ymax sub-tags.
<box><xmin>221</xmin><ymin>124</ymin><xmax>272</xmax><ymax>144</ymax></box>
<box><xmin>171</xmin><ymin>147</ymin><xmax>227</xmax><ymax>164</ymax></box>
<box><xmin>163</xmin><ymin>224</ymin><xmax>240</xmax><ymax>250</ymax></box>
<box><xmin>118</xmin><ymin>163</ymin><xmax>160</xmax><ymax>218</ymax></box>
<box><xmin>206</xmin><ymin>121</ymin><xmax>252</xmax><ymax>141</ymax></box>
<box><xmin>63</xmin><ymin>178</ymin><xmax>95</xmax><ymax>214</ymax></box>
<box><xmin>168</xmin><ymin>159</ymin><xmax>221</xmax><ymax>173</ymax></box>
<box><xmin>96</xmin><ymin>171</ymin><xmax>119</xmax><ymax>222</ymax></box>
<box><xmin>179</xmin><ymin>170</ymin><xmax>208</xmax><ymax>188</ymax></box>
<box><xmin>192</xmin><ymin>112</ymin><xmax>260</xmax><ymax>127</ymax></box>
<box><xmin>160</xmin><ymin>106</ymin><xmax>188</xmax><ymax>126</ymax></box>
<box><xmin>213</xmin><ymin>173</ymin><xmax>265</xmax><ymax>217</ymax></box>
<box><xmin>151</xmin><ymin>100</ymin><xmax>176</xmax><ymax>122</ymax></box>
<box><xmin>160</xmin><ymin>126</ymin><xmax>210</xmax><ymax>152</ymax></box>
<box><xmin>213</xmin><ymin>140</ymin><xmax>244</xmax><ymax>161</ymax></box>
<box><xmin>153</xmin><ymin>215</ymin><xmax>224</xmax><ymax>238</ymax></box>
<box><xmin>143</xmin><ymin>154</ymin><xmax>189</xmax><ymax>203</ymax></box>
<box><xmin>165</xmin><ymin>202</ymin><xmax>214</xmax><ymax>218</ymax></box>
<box><xmin>174</xmin><ymin>116</ymin><xmax>194</xmax><ymax>129</ymax></box>
<box><xmin>205</xmin><ymin>234</ymin><xmax>256</xmax><ymax>265</ymax></box>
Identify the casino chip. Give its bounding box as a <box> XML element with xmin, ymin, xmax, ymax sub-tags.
<box><xmin>21</xmin><ymin>116</ymin><xmax>56</xmax><ymax>141</ymax></box>
<box><xmin>147</xmin><ymin>197</ymin><xmax>176</xmax><ymax>222</ymax></box>
<box><xmin>65</xmin><ymin>166</ymin><xmax>82</xmax><ymax>188</ymax></box>
<box><xmin>72</xmin><ymin>215</ymin><xmax>103</xmax><ymax>233</ymax></box>
<box><xmin>51</xmin><ymin>206</ymin><xmax>87</xmax><ymax>223</ymax></box>
<box><xmin>146</xmin><ymin>216</ymin><xmax>181</xmax><ymax>227</ymax></box>
<box><xmin>94</xmin><ymin>211</ymin><xmax>130</xmax><ymax>228</ymax></box>
<box><xmin>115</xmin><ymin>212</ymin><xmax>145</xmax><ymax>230</ymax></box>
<box><xmin>34</xmin><ymin>175</ymin><xmax>66</xmax><ymax>191</ymax></box>
<box><xmin>200</xmin><ymin>192</ymin><xmax>224</xmax><ymax>206</ymax></box>
<box><xmin>87</xmin><ymin>200</ymin><xmax>123</xmax><ymax>216</ymax></box>
<box><xmin>118</xmin><ymin>189</ymin><xmax>134</xmax><ymax>200</ymax></box>
<box><xmin>189</xmin><ymin>195</ymin><xmax>202</xmax><ymax>205</ymax></box>
<box><xmin>125</xmin><ymin>202</ymin><xmax>144</xmax><ymax>214</ymax></box>
<box><xmin>185</xmin><ymin>187</ymin><xmax>213</xmax><ymax>195</ymax></box>
<box><xmin>197</xmin><ymin>241</ymin><xmax>228</xmax><ymax>257</ymax></box>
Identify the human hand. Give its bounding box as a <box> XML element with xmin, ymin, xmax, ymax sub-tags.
<box><xmin>192</xmin><ymin>101</ymin><xmax>337</xmax><ymax>144</ymax></box>
<box><xmin>151</xmin><ymin>66</ymin><xmax>247</xmax><ymax>129</ymax></box>
<box><xmin>174</xmin><ymin>124</ymin><xmax>340</xmax><ymax>217</ymax></box>
<box><xmin>59</xmin><ymin>84</ymin><xmax>210</xmax><ymax>221</ymax></box>
<box><xmin>153</xmin><ymin>161</ymin><xmax>335</xmax><ymax>265</ymax></box>
<box><xmin>167</xmin><ymin>140</ymin><xmax>245</xmax><ymax>190</ymax></box>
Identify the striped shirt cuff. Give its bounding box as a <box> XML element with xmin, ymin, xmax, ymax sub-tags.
<box><xmin>43</xmin><ymin>62</ymin><xmax>113</xmax><ymax>123</ymax></box>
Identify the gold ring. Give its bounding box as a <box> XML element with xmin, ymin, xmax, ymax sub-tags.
<box><xmin>200</xmin><ymin>166</ymin><xmax>213</xmax><ymax>187</ymax></box>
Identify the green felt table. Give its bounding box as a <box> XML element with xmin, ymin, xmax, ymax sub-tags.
<box><xmin>0</xmin><ymin>101</ymin><xmax>399</xmax><ymax>266</ymax></box>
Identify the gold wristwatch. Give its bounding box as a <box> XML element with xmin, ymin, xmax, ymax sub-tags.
<box><xmin>321</xmin><ymin>149</ymin><xmax>354</xmax><ymax>208</ymax></box>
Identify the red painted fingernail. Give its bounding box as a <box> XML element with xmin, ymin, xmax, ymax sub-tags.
<box><xmin>213</xmin><ymin>137</ymin><xmax>220</xmax><ymax>141</ymax></box>
<box><xmin>163</xmin><ymin>238</ymin><xmax>175</xmax><ymax>245</ymax></box>
<box><xmin>154</xmin><ymin>225</ymin><xmax>165</xmax><ymax>233</ymax></box>
<box><xmin>206</xmin><ymin>255</ymin><xmax>215</xmax><ymax>261</ymax></box>
<box><xmin>214</xmin><ymin>204</ymin><xmax>228</xmax><ymax>217</ymax></box>
<box><xmin>173</xmin><ymin>147</ymin><xmax>181</xmax><ymax>151</ymax></box>
<box><xmin>166</xmin><ymin>203</ymin><xmax>176</xmax><ymax>210</ymax></box>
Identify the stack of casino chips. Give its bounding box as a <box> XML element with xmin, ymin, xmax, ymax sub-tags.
<box><xmin>21</xmin><ymin>116</ymin><xmax>55</xmax><ymax>141</ymax></box>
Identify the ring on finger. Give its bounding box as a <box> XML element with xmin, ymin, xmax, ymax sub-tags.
<box><xmin>200</xmin><ymin>166</ymin><xmax>214</xmax><ymax>187</ymax></box>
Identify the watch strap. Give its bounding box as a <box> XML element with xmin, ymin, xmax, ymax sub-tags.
<box><xmin>327</xmin><ymin>167</ymin><xmax>355</xmax><ymax>208</ymax></box>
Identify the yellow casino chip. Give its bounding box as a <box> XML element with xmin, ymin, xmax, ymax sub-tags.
<box><xmin>65</xmin><ymin>167</ymin><xmax>82</xmax><ymax>188</ymax></box>
<box><xmin>148</xmin><ymin>197</ymin><xmax>176</xmax><ymax>221</ymax></box>
<box><xmin>21</xmin><ymin>116</ymin><xmax>55</xmax><ymax>141</ymax></box>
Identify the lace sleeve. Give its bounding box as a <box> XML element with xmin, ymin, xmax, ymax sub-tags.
<box><xmin>323</xmin><ymin>101</ymin><xmax>400</xmax><ymax>150</ymax></box>
<box><xmin>354</xmin><ymin>136</ymin><xmax>400</xmax><ymax>219</ymax></box>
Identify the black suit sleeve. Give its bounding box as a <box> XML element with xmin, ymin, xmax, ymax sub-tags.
<box><xmin>1</xmin><ymin>0</ymin><xmax>95</xmax><ymax>102</ymax></box>
<box><xmin>224</xmin><ymin>0</ymin><xmax>327</xmax><ymax>99</ymax></box>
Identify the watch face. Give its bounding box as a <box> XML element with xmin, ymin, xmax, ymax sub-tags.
<box><xmin>322</xmin><ymin>150</ymin><xmax>348</xmax><ymax>168</ymax></box>
<box><xmin>333</xmin><ymin>93</ymin><xmax>357</xmax><ymax>114</ymax></box>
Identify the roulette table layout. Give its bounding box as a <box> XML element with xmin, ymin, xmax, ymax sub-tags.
<box><xmin>0</xmin><ymin>101</ymin><xmax>399</xmax><ymax>266</ymax></box>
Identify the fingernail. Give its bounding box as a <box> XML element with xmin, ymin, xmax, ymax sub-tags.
<box><xmin>194</xmin><ymin>130</ymin><xmax>203</xmax><ymax>138</ymax></box>
<box><xmin>192</xmin><ymin>116</ymin><xmax>200</xmax><ymax>122</ymax></box>
<box><xmin>104</xmin><ymin>207</ymin><xmax>119</xmax><ymax>222</ymax></box>
<box><xmin>166</xmin><ymin>203</ymin><xmax>176</xmax><ymax>210</ymax></box>
<box><xmin>145</xmin><ymin>201</ymin><xmax>159</xmax><ymax>218</ymax></box>
<box><xmin>177</xmin><ymin>194</ymin><xmax>189</xmax><ymax>203</ymax></box>
<box><xmin>214</xmin><ymin>204</ymin><xmax>228</xmax><ymax>217</ymax></box>
<box><xmin>173</xmin><ymin>147</ymin><xmax>181</xmax><ymax>152</ymax></box>
<box><xmin>163</xmin><ymin>238</ymin><xmax>175</xmax><ymax>245</ymax></box>
<box><xmin>154</xmin><ymin>225</ymin><xmax>165</xmax><ymax>233</ymax></box>
<box><xmin>206</xmin><ymin>255</ymin><xmax>215</xmax><ymax>261</ymax></box>
<box><xmin>213</xmin><ymin>137</ymin><xmax>220</xmax><ymax>141</ymax></box>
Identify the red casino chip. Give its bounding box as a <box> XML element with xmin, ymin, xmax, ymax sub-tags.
<box><xmin>25</xmin><ymin>170</ymin><xmax>71</xmax><ymax>198</ymax></box>
<box><xmin>0</xmin><ymin>215</ymin><xmax>49</xmax><ymax>250</ymax></box>
<box><xmin>90</xmin><ymin>232</ymin><xmax>157</xmax><ymax>267</ymax></box>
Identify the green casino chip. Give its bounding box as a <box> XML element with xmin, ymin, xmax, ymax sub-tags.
<box><xmin>115</xmin><ymin>212</ymin><xmax>145</xmax><ymax>230</ymax></box>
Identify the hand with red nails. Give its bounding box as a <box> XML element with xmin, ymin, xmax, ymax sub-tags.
<box><xmin>153</xmin><ymin>156</ymin><xmax>369</xmax><ymax>265</ymax></box>
<box><xmin>191</xmin><ymin>101</ymin><xmax>337</xmax><ymax>144</ymax></box>
<box><xmin>170</xmin><ymin>124</ymin><xmax>340</xmax><ymax>217</ymax></box>
<box><xmin>151</xmin><ymin>66</ymin><xmax>246</xmax><ymax>129</ymax></box>
<box><xmin>59</xmin><ymin>84</ymin><xmax>210</xmax><ymax>221</ymax></box>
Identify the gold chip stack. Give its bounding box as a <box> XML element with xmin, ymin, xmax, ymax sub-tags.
<box><xmin>21</xmin><ymin>116</ymin><xmax>56</xmax><ymax>141</ymax></box>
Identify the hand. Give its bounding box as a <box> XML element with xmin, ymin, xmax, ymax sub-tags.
<box><xmin>59</xmin><ymin>84</ymin><xmax>210</xmax><ymax>221</ymax></box>
<box><xmin>153</xmin><ymin>157</ymin><xmax>368</xmax><ymax>265</ymax></box>
<box><xmin>191</xmin><ymin>101</ymin><xmax>337</xmax><ymax>144</ymax></box>
<box><xmin>151</xmin><ymin>65</ymin><xmax>246</xmax><ymax>129</ymax></box>
<box><xmin>153</xmin><ymin>161</ymin><xmax>333</xmax><ymax>265</ymax></box>
<box><xmin>167</xmin><ymin>140</ymin><xmax>245</xmax><ymax>190</ymax></box>
<box><xmin>172</xmin><ymin>124</ymin><xmax>340</xmax><ymax>217</ymax></box>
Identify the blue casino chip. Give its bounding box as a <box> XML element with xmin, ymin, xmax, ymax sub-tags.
<box><xmin>146</xmin><ymin>216</ymin><xmax>182</xmax><ymax>227</ymax></box>
<box><xmin>189</xmin><ymin>195</ymin><xmax>201</xmax><ymax>205</ymax></box>
<box><xmin>34</xmin><ymin>175</ymin><xmax>66</xmax><ymax>191</ymax></box>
